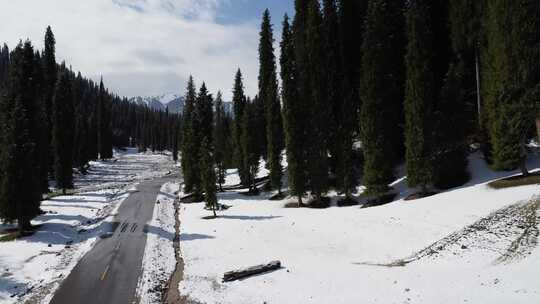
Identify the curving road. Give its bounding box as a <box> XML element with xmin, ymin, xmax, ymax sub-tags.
<box><xmin>50</xmin><ymin>175</ymin><xmax>177</xmax><ymax>304</ymax></box>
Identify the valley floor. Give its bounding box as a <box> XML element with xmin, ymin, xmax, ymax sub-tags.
<box><xmin>178</xmin><ymin>153</ymin><xmax>540</xmax><ymax>304</ymax></box>
<box><xmin>0</xmin><ymin>149</ymin><xmax>176</xmax><ymax>304</ymax></box>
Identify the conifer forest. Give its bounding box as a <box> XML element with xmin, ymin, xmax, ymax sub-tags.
<box><xmin>1</xmin><ymin>1</ymin><xmax>539</xmax><ymax>303</ymax></box>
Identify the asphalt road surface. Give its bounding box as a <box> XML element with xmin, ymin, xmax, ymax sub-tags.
<box><xmin>50</xmin><ymin>175</ymin><xmax>177</xmax><ymax>304</ymax></box>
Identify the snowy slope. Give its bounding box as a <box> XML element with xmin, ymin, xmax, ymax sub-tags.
<box><xmin>178</xmin><ymin>153</ymin><xmax>540</xmax><ymax>304</ymax></box>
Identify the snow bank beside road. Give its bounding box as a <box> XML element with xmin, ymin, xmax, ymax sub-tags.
<box><xmin>137</xmin><ymin>182</ymin><xmax>179</xmax><ymax>304</ymax></box>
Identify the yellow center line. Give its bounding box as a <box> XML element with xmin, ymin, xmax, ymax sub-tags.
<box><xmin>100</xmin><ymin>265</ymin><xmax>110</xmax><ymax>281</ymax></box>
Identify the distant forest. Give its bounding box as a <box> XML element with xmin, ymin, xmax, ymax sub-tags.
<box><xmin>0</xmin><ymin>27</ymin><xmax>181</xmax><ymax>230</ymax></box>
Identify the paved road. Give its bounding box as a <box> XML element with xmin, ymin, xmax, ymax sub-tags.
<box><xmin>50</xmin><ymin>175</ymin><xmax>177</xmax><ymax>304</ymax></box>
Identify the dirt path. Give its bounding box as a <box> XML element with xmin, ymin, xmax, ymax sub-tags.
<box><xmin>163</xmin><ymin>197</ymin><xmax>186</xmax><ymax>304</ymax></box>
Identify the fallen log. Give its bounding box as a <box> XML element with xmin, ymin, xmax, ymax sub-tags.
<box><xmin>223</xmin><ymin>260</ymin><xmax>281</xmax><ymax>282</ymax></box>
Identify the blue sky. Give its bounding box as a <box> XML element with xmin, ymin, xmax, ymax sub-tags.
<box><xmin>215</xmin><ymin>0</ymin><xmax>294</xmax><ymax>26</ymax></box>
<box><xmin>0</xmin><ymin>0</ymin><xmax>295</xmax><ymax>100</ymax></box>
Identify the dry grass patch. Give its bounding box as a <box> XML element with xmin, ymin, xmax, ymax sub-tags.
<box><xmin>488</xmin><ymin>172</ymin><xmax>540</xmax><ymax>189</ymax></box>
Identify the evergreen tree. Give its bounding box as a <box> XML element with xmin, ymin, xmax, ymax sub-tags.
<box><xmin>322</xmin><ymin>0</ymin><xmax>343</xmax><ymax>174</ymax></box>
<box><xmin>200</xmin><ymin>138</ymin><xmax>218</xmax><ymax>217</ymax></box>
<box><xmin>281</xmin><ymin>14</ymin><xmax>307</xmax><ymax>205</ymax></box>
<box><xmin>432</xmin><ymin>61</ymin><xmax>471</xmax><ymax>188</ymax></box>
<box><xmin>52</xmin><ymin>69</ymin><xmax>75</xmax><ymax>193</ymax></box>
<box><xmin>0</xmin><ymin>42</ymin><xmax>41</xmax><ymax>231</ymax></box>
<box><xmin>42</xmin><ymin>26</ymin><xmax>57</xmax><ymax>192</ymax></box>
<box><xmin>181</xmin><ymin>76</ymin><xmax>199</xmax><ymax>193</ymax></box>
<box><xmin>306</xmin><ymin>0</ymin><xmax>329</xmax><ymax>202</ymax></box>
<box><xmin>232</xmin><ymin>69</ymin><xmax>249</xmax><ymax>186</ymax></box>
<box><xmin>481</xmin><ymin>0</ymin><xmax>540</xmax><ymax>172</ymax></box>
<box><xmin>193</xmin><ymin>83</ymin><xmax>213</xmax><ymax>197</ymax></box>
<box><xmin>259</xmin><ymin>9</ymin><xmax>284</xmax><ymax>193</ymax></box>
<box><xmin>172</xmin><ymin>124</ymin><xmax>179</xmax><ymax>162</ymax></box>
<box><xmin>214</xmin><ymin>91</ymin><xmax>227</xmax><ymax>191</ymax></box>
<box><xmin>404</xmin><ymin>0</ymin><xmax>436</xmax><ymax>191</ymax></box>
<box><xmin>241</xmin><ymin>100</ymin><xmax>260</xmax><ymax>193</ymax></box>
<box><xmin>429</xmin><ymin>0</ymin><xmax>473</xmax><ymax>189</ymax></box>
<box><xmin>97</xmin><ymin>79</ymin><xmax>113</xmax><ymax>159</ymax></box>
<box><xmin>360</xmin><ymin>0</ymin><xmax>406</xmax><ymax>197</ymax></box>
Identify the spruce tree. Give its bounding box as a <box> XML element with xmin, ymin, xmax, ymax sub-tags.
<box><xmin>181</xmin><ymin>77</ymin><xmax>198</xmax><ymax>193</ymax></box>
<box><xmin>97</xmin><ymin>79</ymin><xmax>112</xmax><ymax>159</ymax></box>
<box><xmin>241</xmin><ymin>100</ymin><xmax>260</xmax><ymax>193</ymax></box>
<box><xmin>213</xmin><ymin>91</ymin><xmax>227</xmax><ymax>191</ymax></box>
<box><xmin>200</xmin><ymin>138</ymin><xmax>218</xmax><ymax>217</ymax></box>
<box><xmin>430</xmin><ymin>0</ymin><xmax>473</xmax><ymax>189</ymax></box>
<box><xmin>0</xmin><ymin>42</ymin><xmax>41</xmax><ymax>231</ymax></box>
<box><xmin>322</xmin><ymin>0</ymin><xmax>343</xmax><ymax>175</ymax></box>
<box><xmin>306</xmin><ymin>0</ymin><xmax>329</xmax><ymax>202</ymax></box>
<box><xmin>404</xmin><ymin>0</ymin><xmax>436</xmax><ymax>191</ymax></box>
<box><xmin>232</xmin><ymin>69</ymin><xmax>249</xmax><ymax>186</ymax></box>
<box><xmin>42</xmin><ymin>26</ymin><xmax>57</xmax><ymax>192</ymax></box>
<box><xmin>259</xmin><ymin>9</ymin><xmax>284</xmax><ymax>193</ymax></box>
<box><xmin>52</xmin><ymin>69</ymin><xmax>75</xmax><ymax>193</ymax></box>
<box><xmin>482</xmin><ymin>0</ymin><xmax>540</xmax><ymax>172</ymax></box>
<box><xmin>360</xmin><ymin>0</ymin><xmax>406</xmax><ymax>197</ymax></box>
<box><xmin>281</xmin><ymin>14</ymin><xmax>307</xmax><ymax>205</ymax></box>
<box><xmin>193</xmin><ymin>83</ymin><xmax>213</xmax><ymax>197</ymax></box>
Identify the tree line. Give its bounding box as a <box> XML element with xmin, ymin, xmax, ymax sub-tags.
<box><xmin>0</xmin><ymin>27</ymin><xmax>181</xmax><ymax>231</ymax></box>
<box><xmin>181</xmin><ymin>0</ymin><xmax>539</xmax><ymax>209</ymax></box>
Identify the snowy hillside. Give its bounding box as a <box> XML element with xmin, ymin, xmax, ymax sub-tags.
<box><xmin>177</xmin><ymin>153</ymin><xmax>540</xmax><ymax>304</ymax></box>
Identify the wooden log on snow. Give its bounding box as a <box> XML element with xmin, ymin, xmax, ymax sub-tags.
<box><xmin>222</xmin><ymin>260</ymin><xmax>281</xmax><ymax>282</ymax></box>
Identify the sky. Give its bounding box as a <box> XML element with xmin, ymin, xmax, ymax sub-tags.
<box><xmin>0</xmin><ymin>0</ymin><xmax>294</xmax><ymax>100</ymax></box>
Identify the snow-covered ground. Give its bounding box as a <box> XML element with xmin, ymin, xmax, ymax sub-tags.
<box><xmin>178</xmin><ymin>153</ymin><xmax>540</xmax><ymax>303</ymax></box>
<box><xmin>0</xmin><ymin>149</ymin><xmax>175</xmax><ymax>304</ymax></box>
<box><xmin>137</xmin><ymin>182</ymin><xmax>180</xmax><ymax>304</ymax></box>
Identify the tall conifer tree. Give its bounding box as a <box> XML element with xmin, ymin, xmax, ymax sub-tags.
<box><xmin>404</xmin><ymin>0</ymin><xmax>436</xmax><ymax>191</ymax></box>
<box><xmin>259</xmin><ymin>9</ymin><xmax>284</xmax><ymax>193</ymax></box>
<box><xmin>181</xmin><ymin>76</ymin><xmax>199</xmax><ymax>193</ymax></box>
<box><xmin>0</xmin><ymin>41</ymin><xmax>42</xmax><ymax>231</ymax></box>
<box><xmin>97</xmin><ymin>79</ymin><xmax>112</xmax><ymax>159</ymax></box>
<box><xmin>42</xmin><ymin>26</ymin><xmax>57</xmax><ymax>192</ymax></box>
<box><xmin>360</xmin><ymin>0</ymin><xmax>406</xmax><ymax>197</ymax></box>
<box><xmin>241</xmin><ymin>100</ymin><xmax>261</xmax><ymax>193</ymax></box>
<box><xmin>482</xmin><ymin>0</ymin><xmax>540</xmax><ymax>173</ymax></box>
<box><xmin>214</xmin><ymin>91</ymin><xmax>227</xmax><ymax>191</ymax></box>
<box><xmin>306</xmin><ymin>0</ymin><xmax>330</xmax><ymax>202</ymax></box>
<box><xmin>53</xmin><ymin>69</ymin><xmax>75</xmax><ymax>193</ymax></box>
<box><xmin>281</xmin><ymin>15</ymin><xmax>307</xmax><ymax>205</ymax></box>
<box><xmin>232</xmin><ymin>69</ymin><xmax>249</xmax><ymax>186</ymax></box>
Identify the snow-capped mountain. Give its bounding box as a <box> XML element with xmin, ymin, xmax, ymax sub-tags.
<box><xmin>129</xmin><ymin>93</ymin><xmax>234</xmax><ymax>115</ymax></box>
<box><xmin>129</xmin><ymin>93</ymin><xmax>185</xmax><ymax>113</ymax></box>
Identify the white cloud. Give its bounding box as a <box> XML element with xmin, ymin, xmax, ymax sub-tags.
<box><xmin>0</xmin><ymin>0</ymin><xmax>259</xmax><ymax>100</ymax></box>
